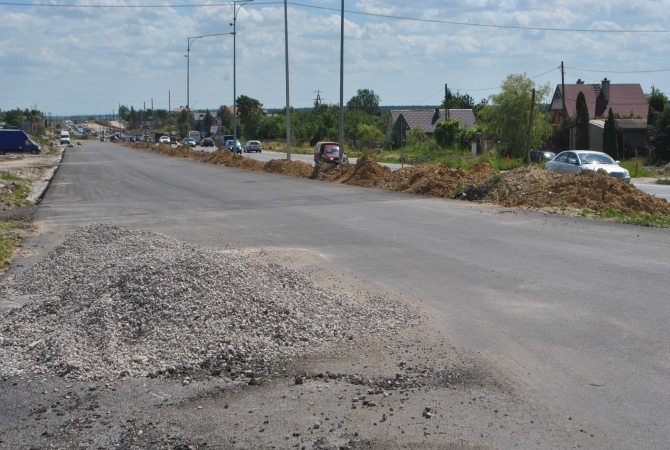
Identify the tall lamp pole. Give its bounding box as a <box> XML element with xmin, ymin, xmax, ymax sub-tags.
<box><xmin>231</xmin><ymin>0</ymin><xmax>254</xmax><ymax>144</ymax></box>
<box><xmin>186</xmin><ymin>32</ymin><xmax>233</xmax><ymax>150</ymax></box>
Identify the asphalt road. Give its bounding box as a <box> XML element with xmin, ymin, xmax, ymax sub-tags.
<box><xmin>8</xmin><ymin>141</ymin><xmax>670</xmax><ymax>448</ymax></box>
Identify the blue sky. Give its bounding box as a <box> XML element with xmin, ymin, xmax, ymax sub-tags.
<box><xmin>1</xmin><ymin>0</ymin><xmax>669</xmax><ymax>117</ymax></box>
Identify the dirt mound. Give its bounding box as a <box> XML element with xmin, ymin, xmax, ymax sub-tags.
<box><xmin>263</xmin><ymin>159</ymin><xmax>313</xmax><ymax>177</ymax></box>
<box><xmin>374</xmin><ymin>162</ymin><xmax>498</xmax><ymax>198</ymax></box>
<box><xmin>117</xmin><ymin>142</ymin><xmax>670</xmax><ymax>221</ymax></box>
<box><xmin>486</xmin><ymin>166</ymin><xmax>670</xmax><ymax>215</ymax></box>
<box><xmin>339</xmin><ymin>154</ymin><xmax>392</xmax><ymax>187</ymax></box>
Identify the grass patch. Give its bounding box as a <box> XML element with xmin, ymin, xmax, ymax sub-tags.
<box><xmin>656</xmin><ymin>178</ymin><xmax>670</xmax><ymax>185</ymax></box>
<box><xmin>0</xmin><ymin>221</ymin><xmax>25</xmax><ymax>271</ymax></box>
<box><xmin>580</xmin><ymin>207</ymin><xmax>670</xmax><ymax>227</ymax></box>
<box><xmin>1</xmin><ymin>171</ymin><xmax>22</xmax><ymax>181</ymax></box>
<box><xmin>619</xmin><ymin>158</ymin><xmax>657</xmax><ymax>178</ymax></box>
<box><xmin>0</xmin><ymin>173</ymin><xmax>33</xmax><ymax>210</ymax></box>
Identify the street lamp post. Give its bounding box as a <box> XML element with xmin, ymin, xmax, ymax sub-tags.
<box><xmin>186</xmin><ymin>32</ymin><xmax>233</xmax><ymax>151</ymax></box>
<box><xmin>231</xmin><ymin>0</ymin><xmax>254</xmax><ymax>144</ymax></box>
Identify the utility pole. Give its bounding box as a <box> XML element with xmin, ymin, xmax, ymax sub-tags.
<box><xmin>526</xmin><ymin>88</ymin><xmax>536</xmax><ymax>163</ymax></box>
<box><xmin>337</xmin><ymin>0</ymin><xmax>344</xmax><ymax>165</ymax></box>
<box><xmin>561</xmin><ymin>61</ymin><xmax>567</xmax><ymax>149</ymax></box>
<box><xmin>445</xmin><ymin>84</ymin><xmax>450</xmax><ymax>120</ymax></box>
<box><xmin>284</xmin><ymin>0</ymin><xmax>291</xmax><ymax>160</ymax></box>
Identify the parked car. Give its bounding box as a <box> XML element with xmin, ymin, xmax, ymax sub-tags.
<box><xmin>60</xmin><ymin>131</ymin><xmax>71</xmax><ymax>145</ymax></box>
<box><xmin>225</xmin><ymin>139</ymin><xmax>242</xmax><ymax>154</ymax></box>
<box><xmin>529</xmin><ymin>150</ymin><xmax>555</xmax><ymax>163</ymax></box>
<box><xmin>159</xmin><ymin>136</ymin><xmax>170</xmax><ymax>144</ymax></box>
<box><xmin>0</xmin><ymin>130</ymin><xmax>42</xmax><ymax>154</ymax></box>
<box><xmin>545</xmin><ymin>150</ymin><xmax>630</xmax><ymax>183</ymax></box>
<box><xmin>244</xmin><ymin>140</ymin><xmax>262</xmax><ymax>153</ymax></box>
<box><xmin>314</xmin><ymin>141</ymin><xmax>348</xmax><ymax>164</ymax></box>
<box><xmin>183</xmin><ymin>137</ymin><xmax>197</xmax><ymax>147</ymax></box>
<box><xmin>200</xmin><ymin>137</ymin><xmax>215</xmax><ymax>147</ymax></box>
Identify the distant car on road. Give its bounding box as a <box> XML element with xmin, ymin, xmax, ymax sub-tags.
<box><xmin>314</xmin><ymin>141</ymin><xmax>348</xmax><ymax>164</ymax></box>
<box><xmin>225</xmin><ymin>139</ymin><xmax>242</xmax><ymax>154</ymax></box>
<box><xmin>183</xmin><ymin>137</ymin><xmax>197</xmax><ymax>147</ymax></box>
<box><xmin>545</xmin><ymin>150</ymin><xmax>631</xmax><ymax>183</ymax></box>
<box><xmin>530</xmin><ymin>150</ymin><xmax>555</xmax><ymax>163</ymax></box>
<box><xmin>244</xmin><ymin>140</ymin><xmax>262</xmax><ymax>153</ymax></box>
<box><xmin>200</xmin><ymin>138</ymin><xmax>215</xmax><ymax>147</ymax></box>
<box><xmin>159</xmin><ymin>136</ymin><xmax>170</xmax><ymax>144</ymax></box>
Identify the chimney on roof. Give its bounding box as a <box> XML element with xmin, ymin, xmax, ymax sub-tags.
<box><xmin>602</xmin><ymin>78</ymin><xmax>611</xmax><ymax>102</ymax></box>
<box><xmin>576</xmin><ymin>79</ymin><xmax>584</xmax><ymax>84</ymax></box>
<box><xmin>434</xmin><ymin>108</ymin><xmax>440</xmax><ymax>120</ymax></box>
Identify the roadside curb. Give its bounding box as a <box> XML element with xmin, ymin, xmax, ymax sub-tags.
<box><xmin>27</xmin><ymin>146</ymin><xmax>65</xmax><ymax>204</ymax></box>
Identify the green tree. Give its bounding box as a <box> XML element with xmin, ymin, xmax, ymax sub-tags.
<box><xmin>647</xmin><ymin>85</ymin><xmax>667</xmax><ymax>115</ymax></box>
<box><xmin>217</xmin><ymin>105</ymin><xmax>234</xmax><ymax>133</ymax></box>
<box><xmin>177</xmin><ymin>109</ymin><xmax>192</xmax><ymax>137</ymax></box>
<box><xmin>236</xmin><ymin>95</ymin><xmax>263</xmax><ymax>123</ymax></box>
<box><xmin>203</xmin><ymin>110</ymin><xmax>213</xmax><ymax>135</ymax></box>
<box><xmin>356</xmin><ymin>124</ymin><xmax>384</xmax><ymax>144</ymax></box>
<box><xmin>434</xmin><ymin>120</ymin><xmax>461</xmax><ymax>148</ymax></box>
<box><xmin>648</xmin><ymin>108</ymin><xmax>670</xmax><ymax>163</ymax></box>
<box><xmin>603</xmin><ymin>108</ymin><xmax>618</xmax><ymax>158</ymax></box>
<box><xmin>4</xmin><ymin>109</ymin><xmax>24</xmax><ymax>128</ymax></box>
<box><xmin>346</xmin><ymin>89</ymin><xmax>381</xmax><ymax>116</ymax></box>
<box><xmin>575</xmin><ymin>91</ymin><xmax>590</xmax><ymax>149</ymax></box>
<box><xmin>118</xmin><ymin>105</ymin><xmax>129</xmax><ymax>121</ymax></box>
<box><xmin>307</xmin><ymin>103</ymin><xmax>339</xmax><ymax>145</ymax></box>
<box><xmin>344</xmin><ymin>109</ymin><xmax>382</xmax><ymax>141</ymax></box>
<box><xmin>442</xmin><ymin>88</ymin><xmax>475</xmax><ymax>110</ymax></box>
<box><xmin>483</xmin><ymin>73</ymin><xmax>552</xmax><ymax>158</ymax></box>
<box><xmin>406</xmin><ymin>126</ymin><xmax>429</xmax><ymax>145</ymax></box>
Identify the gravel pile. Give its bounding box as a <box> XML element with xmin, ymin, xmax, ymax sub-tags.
<box><xmin>0</xmin><ymin>224</ymin><xmax>412</xmax><ymax>381</ymax></box>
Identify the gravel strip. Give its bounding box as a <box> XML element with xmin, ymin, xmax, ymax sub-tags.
<box><xmin>0</xmin><ymin>223</ymin><xmax>413</xmax><ymax>381</ymax></box>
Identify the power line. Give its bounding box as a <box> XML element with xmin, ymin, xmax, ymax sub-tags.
<box><xmin>2</xmin><ymin>1</ymin><xmax>668</xmax><ymax>33</ymax></box>
<box><xmin>565</xmin><ymin>66</ymin><xmax>670</xmax><ymax>74</ymax></box>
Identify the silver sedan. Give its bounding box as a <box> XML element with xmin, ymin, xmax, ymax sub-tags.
<box><xmin>545</xmin><ymin>150</ymin><xmax>631</xmax><ymax>183</ymax></box>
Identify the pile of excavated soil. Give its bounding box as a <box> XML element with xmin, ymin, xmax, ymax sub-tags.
<box><xmin>119</xmin><ymin>143</ymin><xmax>670</xmax><ymax>219</ymax></box>
<box><xmin>482</xmin><ymin>166</ymin><xmax>670</xmax><ymax>215</ymax></box>
<box><xmin>377</xmin><ymin>162</ymin><xmax>498</xmax><ymax>198</ymax></box>
<box><xmin>263</xmin><ymin>159</ymin><xmax>313</xmax><ymax>177</ymax></box>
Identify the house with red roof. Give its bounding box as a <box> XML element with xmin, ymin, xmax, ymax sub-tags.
<box><xmin>549</xmin><ymin>79</ymin><xmax>649</xmax><ymax>154</ymax></box>
<box><xmin>549</xmin><ymin>78</ymin><xmax>648</xmax><ymax>124</ymax></box>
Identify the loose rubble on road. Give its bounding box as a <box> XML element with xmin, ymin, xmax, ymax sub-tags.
<box><xmin>0</xmin><ymin>223</ymin><xmax>414</xmax><ymax>382</ymax></box>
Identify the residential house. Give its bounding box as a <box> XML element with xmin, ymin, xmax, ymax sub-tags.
<box><xmin>589</xmin><ymin>118</ymin><xmax>649</xmax><ymax>157</ymax></box>
<box><xmin>549</xmin><ymin>78</ymin><xmax>649</xmax><ymax>151</ymax></box>
<box><xmin>386</xmin><ymin>108</ymin><xmax>477</xmax><ymax>146</ymax></box>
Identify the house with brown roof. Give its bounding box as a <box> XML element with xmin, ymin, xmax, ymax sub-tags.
<box><xmin>549</xmin><ymin>78</ymin><xmax>648</xmax><ymax>153</ymax></box>
<box><xmin>386</xmin><ymin>108</ymin><xmax>477</xmax><ymax>146</ymax></box>
<box><xmin>549</xmin><ymin>78</ymin><xmax>648</xmax><ymax>124</ymax></box>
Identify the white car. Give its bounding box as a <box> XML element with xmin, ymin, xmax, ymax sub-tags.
<box><xmin>159</xmin><ymin>136</ymin><xmax>170</xmax><ymax>144</ymax></box>
<box><xmin>545</xmin><ymin>150</ymin><xmax>630</xmax><ymax>183</ymax></box>
<box><xmin>244</xmin><ymin>140</ymin><xmax>262</xmax><ymax>153</ymax></box>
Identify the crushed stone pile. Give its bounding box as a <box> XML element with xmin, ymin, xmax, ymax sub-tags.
<box><xmin>0</xmin><ymin>224</ymin><xmax>413</xmax><ymax>382</ymax></box>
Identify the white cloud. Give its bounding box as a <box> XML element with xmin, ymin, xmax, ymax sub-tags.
<box><xmin>0</xmin><ymin>0</ymin><xmax>668</xmax><ymax>116</ymax></box>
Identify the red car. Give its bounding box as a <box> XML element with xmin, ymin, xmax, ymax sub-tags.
<box><xmin>201</xmin><ymin>138</ymin><xmax>215</xmax><ymax>147</ymax></box>
<box><xmin>313</xmin><ymin>141</ymin><xmax>348</xmax><ymax>164</ymax></box>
